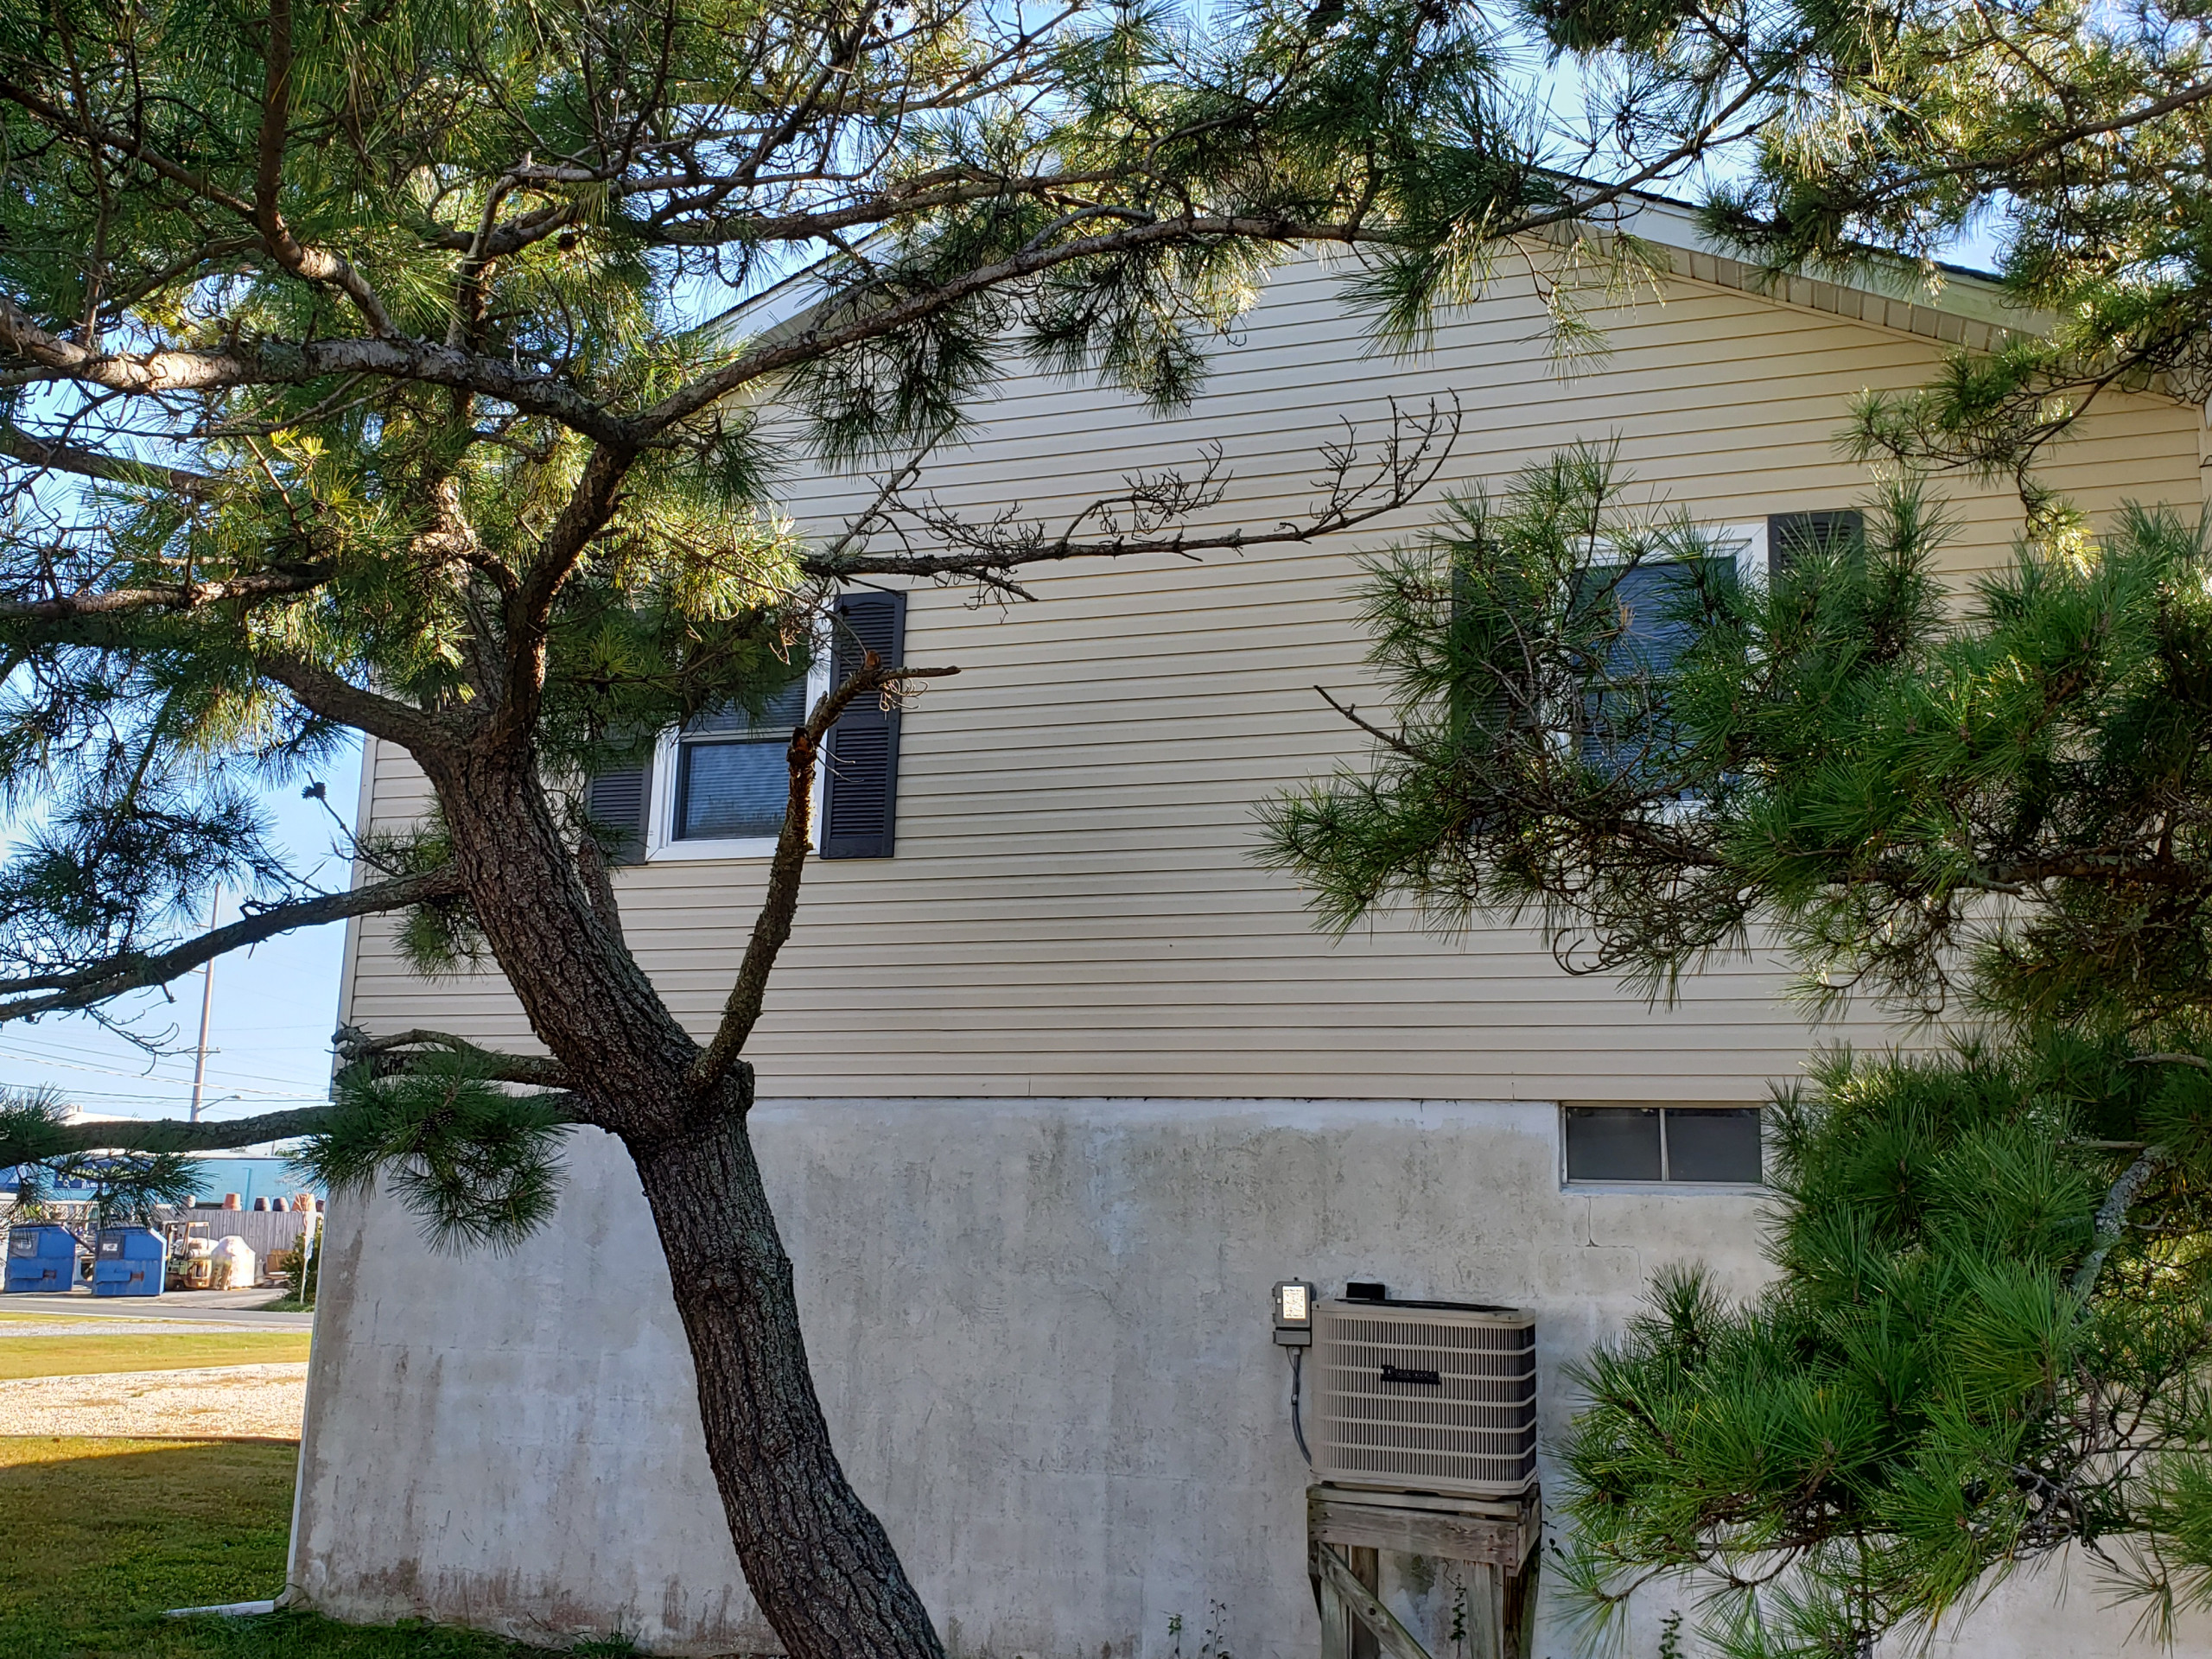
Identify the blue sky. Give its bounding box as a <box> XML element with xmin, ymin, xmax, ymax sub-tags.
<box><xmin>0</xmin><ymin>744</ymin><xmax>364</xmax><ymax>1125</ymax></box>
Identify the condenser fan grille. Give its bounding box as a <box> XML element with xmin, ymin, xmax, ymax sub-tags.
<box><xmin>1311</xmin><ymin>1306</ymin><xmax>1537</xmax><ymax>1497</ymax></box>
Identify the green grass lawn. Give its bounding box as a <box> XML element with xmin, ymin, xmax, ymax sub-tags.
<box><xmin>0</xmin><ymin>1333</ymin><xmax>314</xmax><ymax>1382</ymax></box>
<box><xmin>0</xmin><ymin>1438</ymin><xmax>545</xmax><ymax>1658</ymax></box>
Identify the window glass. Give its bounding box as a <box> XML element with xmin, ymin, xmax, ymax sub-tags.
<box><xmin>1564</xmin><ymin>1107</ymin><xmax>1662</xmax><ymax>1182</ymax></box>
<box><xmin>1564</xmin><ymin>1105</ymin><xmax>1764</xmax><ymax>1185</ymax></box>
<box><xmin>673</xmin><ymin>680</ymin><xmax>809</xmax><ymax>842</ymax></box>
<box><xmin>1662</xmin><ymin>1108</ymin><xmax>1764</xmax><ymax>1183</ymax></box>
<box><xmin>677</xmin><ymin>743</ymin><xmax>788</xmax><ymax>840</ymax></box>
<box><xmin>1574</xmin><ymin>558</ymin><xmax>1726</xmax><ymax>785</ymax></box>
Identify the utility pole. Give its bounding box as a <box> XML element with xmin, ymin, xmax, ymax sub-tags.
<box><xmin>188</xmin><ymin>887</ymin><xmax>219</xmax><ymax>1122</ymax></box>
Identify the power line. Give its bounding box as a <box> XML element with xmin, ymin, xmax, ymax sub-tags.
<box><xmin>0</xmin><ymin>1046</ymin><xmax>328</xmax><ymax>1100</ymax></box>
<box><xmin>0</xmin><ymin>1032</ymin><xmax>334</xmax><ymax>1092</ymax></box>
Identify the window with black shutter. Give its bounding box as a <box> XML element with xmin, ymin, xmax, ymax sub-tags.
<box><xmin>821</xmin><ymin>589</ymin><xmax>905</xmax><ymax>859</ymax></box>
<box><xmin>669</xmin><ymin>678</ymin><xmax>810</xmax><ymax>843</ymax></box>
<box><xmin>1573</xmin><ymin>549</ymin><xmax>1738</xmax><ymax>788</ymax></box>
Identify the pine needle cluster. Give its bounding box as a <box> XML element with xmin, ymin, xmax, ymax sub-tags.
<box><xmin>1262</xmin><ymin>449</ymin><xmax>2212</xmax><ymax>1649</ymax></box>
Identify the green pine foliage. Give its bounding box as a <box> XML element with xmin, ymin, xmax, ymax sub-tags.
<box><xmin>1261</xmin><ymin>451</ymin><xmax>2212</xmax><ymax>1649</ymax></box>
<box><xmin>1564</xmin><ymin>1036</ymin><xmax>2212</xmax><ymax>1656</ymax></box>
<box><xmin>1264</xmin><ymin>447</ymin><xmax>2212</xmax><ymax>1032</ymax></box>
<box><xmin>1694</xmin><ymin>0</ymin><xmax>2212</xmax><ymax>508</ymax></box>
<box><xmin>290</xmin><ymin>1059</ymin><xmax>573</xmax><ymax>1256</ymax></box>
<box><xmin>0</xmin><ymin>1088</ymin><xmax>200</xmax><ymax>1225</ymax></box>
<box><xmin>0</xmin><ymin>0</ymin><xmax>1783</xmax><ymax>1200</ymax></box>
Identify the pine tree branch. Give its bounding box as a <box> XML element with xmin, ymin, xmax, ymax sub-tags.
<box><xmin>626</xmin><ymin>168</ymin><xmax>1133</xmax><ymax>247</ymax></box>
<box><xmin>0</xmin><ymin>420</ymin><xmax>215</xmax><ymax>495</ymax></box>
<box><xmin>0</xmin><ymin>865</ymin><xmax>462</xmax><ymax>1023</ymax></box>
<box><xmin>0</xmin><ymin>566</ymin><xmax>329</xmax><ymax>620</ymax></box>
<box><xmin>0</xmin><ymin>299</ymin><xmax>634</xmax><ymax>446</ymax></box>
<box><xmin>2070</xmin><ymin>1147</ymin><xmax>2167</xmax><ymax>1300</ymax></box>
<box><xmin>251</xmin><ymin>652</ymin><xmax>451</xmax><ymax>752</ymax></box>
<box><xmin>486</xmin><ymin>444</ymin><xmax>636</xmax><ymax>751</ymax></box>
<box><xmin>332</xmin><ymin>1026</ymin><xmax>570</xmax><ymax>1089</ymax></box>
<box><xmin>635</xmin><ymin>212</ymin><xmax>1395</xmax><ymax>438</ymax></box>
<box><xmin>688</xmin><ymin>657</ymin><xmax>959</xmax><ymax>1094</ymax></box>
<box><xmin>253</xmin><ymin>0</ymin><xmax>393</xmax><ymax>336</ymax></box>
<box><xmin>0</xmin><ymin>75</ymin><xmax>254</xmax><ymax>219</ymax></box>
<box><xmin>0</xmin><ymin>1105</ymin><xmax>340</xmax><ymax>1165</ymax></box>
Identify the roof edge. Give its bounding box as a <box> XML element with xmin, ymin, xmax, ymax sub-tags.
<box><xmin>1586</xmin><ymin>194</ymin><xmax>2044</xmax><ymax>353</ymax></box>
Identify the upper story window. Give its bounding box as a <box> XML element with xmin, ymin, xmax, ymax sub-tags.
<box><xmin>1562</xmin><ymin>1104</ymin><xmax>1764</xmax><ymax>1186</ymax></box>
<box><xmin>584</xmin><ymin>589</ymin><xmax>910</xmax><ymax>866</ymax></box>
<box><xmin>1573</xmin><ymin>512</ymin><xmax>1864</xmax><ymax>785</ymax></box>
<box><xmin>671</xmin><ymin>681</ymin><xmax>812</xmax><ymax>843</ymax></box>
<box><xmin>1573</xmin><ymin>525</ymin><xmax>1758</xmax><ymax>786</ymax></box>
<box><xmin>647</xmin><ymin>664</ymin><xmax>826</xmax><ymax>861</ymax></box>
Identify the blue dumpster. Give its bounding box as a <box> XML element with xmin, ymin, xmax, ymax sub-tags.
<box><xmin>4</xmin><ymin>1224</ymin><xmax>79</xmax><ymax>1293</ymax></box>
<box><xmin>92</xmin><ymin>1227</ymin><xmax>164</xmax><ymax>1297</ymax></box>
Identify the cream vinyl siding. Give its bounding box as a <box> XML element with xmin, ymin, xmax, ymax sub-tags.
<box><xmin>341</xmin><ymin>256</ymin><xmax>2206</xmax><ymax>1101</ymax></box>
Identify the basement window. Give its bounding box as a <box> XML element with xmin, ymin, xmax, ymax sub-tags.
<box><xmin>1562</xmin><ymin>1105</ymin><xmax>1763</xmax><ymax>1186</ymax></box>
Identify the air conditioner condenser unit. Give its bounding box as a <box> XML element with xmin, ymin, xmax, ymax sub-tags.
<box><xmin>1308</xmin><ymin>1297</ymin><xmax>1537</xmax><ymax>1498</ymax></box>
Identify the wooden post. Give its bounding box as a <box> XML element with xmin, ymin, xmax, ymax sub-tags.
<box><xmin>1306</xmin><ymin>1485</ymin><xmax>1540</xmax><ymax>1659</ymax></box>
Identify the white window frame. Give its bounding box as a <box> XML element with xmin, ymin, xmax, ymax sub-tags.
<box><xmin>1558</xmin><ymin>1103</ymin><xmax>1767</xmax><ymax>1195</ymax></box>
<box><xmin>644</xmin><ymin>652</ymin><xmax>831</xmax><ymax>862</ymax></box>
<box><xmin>1579</xmin><ymin>519</ymin><xmax>1769</xmax><ymax>589</ymax></box>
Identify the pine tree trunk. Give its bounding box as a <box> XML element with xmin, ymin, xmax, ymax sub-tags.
<box><xmin>425</xmin><ymin>751</ymin><xmax>945</xmax><ymax>1659</ymax></box>
<box><xmin>625</xmin><ymin>1096</ymin><xmax>946</xmax><ymax>1659</ymax></box>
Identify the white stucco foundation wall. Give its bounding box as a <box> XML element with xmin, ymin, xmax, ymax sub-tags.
<box><xmin>288</xmin><ymin>1098</ymin><xmax>2207</xmax><ymax>1659</ymax></box>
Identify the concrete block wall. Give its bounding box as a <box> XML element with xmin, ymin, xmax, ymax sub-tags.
<box><xmin>288</xmin><ymin>1099</ymin><xmax>2205</xmax><ymax>1658</ymax></box>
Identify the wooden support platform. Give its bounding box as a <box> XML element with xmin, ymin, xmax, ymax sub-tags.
<box><xmin>1307</xmin><ymin>1485</ymin><xmax>1540</xmax><ymax>1659</ymax></box>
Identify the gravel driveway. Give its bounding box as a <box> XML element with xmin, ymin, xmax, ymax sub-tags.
<box><xmin>0</xmin><ymin>1363</ymin><xmax>308</xmax><ymax>1440</ymax></box>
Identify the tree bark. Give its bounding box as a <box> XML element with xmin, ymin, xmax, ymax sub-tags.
<box><xmin>626</xmin><ymin>1089</ymin><xmax>946</xmax><ymax>1659</ymax></box>
<box><xmin>420</xmin><ymin>744</ymin><xmax>944</xmax><ymax>1659</ymax></box>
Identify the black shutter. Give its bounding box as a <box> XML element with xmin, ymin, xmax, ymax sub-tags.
<box><xmin>821</xmin><ymin>589</ymin><xmax>906</xmax><ymax>859</ymax></box>
<box><xmin>587</xmin><ymin>760</ymin><xmax>652</xmax><ymax>865</ymax></box>
<box><xmin>1768</xmin><ymin>510</ymin><xmax>1865</xmax><ymax>577</ymax></box>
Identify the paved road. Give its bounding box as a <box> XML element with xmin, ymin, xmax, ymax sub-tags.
<box><xmin>0</xmin><ymin>1291</ymin><xmax>315</xmax><ymax>1329</ymax></box>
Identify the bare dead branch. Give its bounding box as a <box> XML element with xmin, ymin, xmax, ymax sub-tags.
<box><xmin>689</xmin><ymin>655</ymin><xmax>960</xmax><ymax>1094</ymax></box>
<box><xmin>809</xmin><ymin>396</ymin><xmax>1463</xmax><ymax>587</ymax></box>
<box><xmin>1316</xmin><ymin>684</ymin><xmax>1418</xmax><ymax>756</ymax></box>
<box><xmin>0</xmin><ymin>864</ymin><xmax>463</xmax><ymax>1024</ymax></box>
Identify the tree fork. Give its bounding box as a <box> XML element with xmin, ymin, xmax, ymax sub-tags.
<box><xmin>416</xmin><ymin>734</ymin><xmax>944</xmax><ymax>1659</ymax></box>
